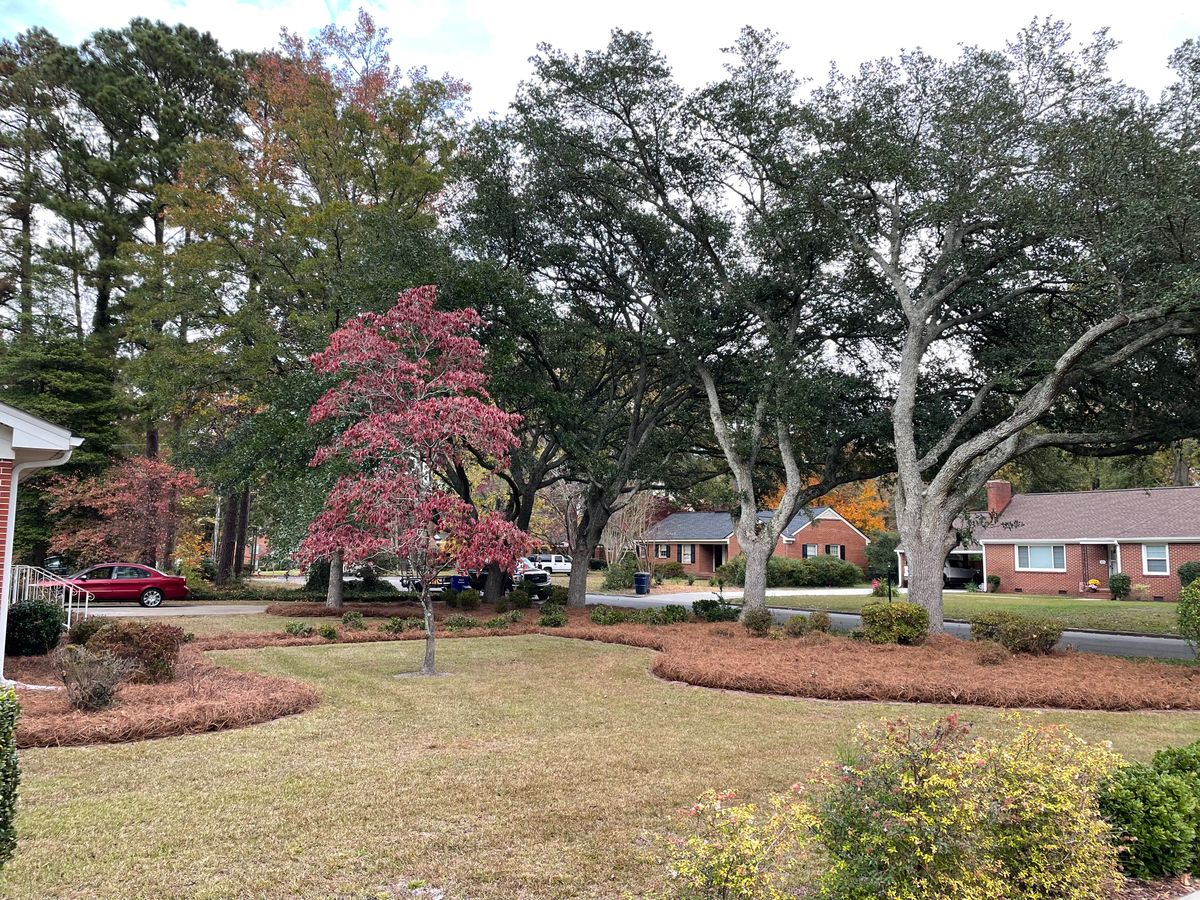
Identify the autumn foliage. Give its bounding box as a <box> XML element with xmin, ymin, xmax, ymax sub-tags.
<box><xmin>47</xmin><ymin>457</ymin><xmax>208</xmax><ymax>569</ymax></box>
<box><xmin>766</xmin><ymin>478</ymin><xmax>888</xmax><ymax>534</ymax></box>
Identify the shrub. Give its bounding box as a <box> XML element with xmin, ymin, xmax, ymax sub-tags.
<box><xmin>66</xmin><ymin>615</ymin><xmax>106</xmax><ymax>646</ymax></box>
<box><xmin>783</xmin><ymin>615</ymin><xmax>808</xmax><ymax>637</ymax></box>
<box><xmin>654</xmin><ymin>560</ymin><xmax>686</xmax><ymax>580</ymax></box>
<box><xmin>88</xmin><ymin>621</ymin><xmax>186</xmax><ymax>683</ymax></box>
<box><xmin>283</xmin><ymin>621</ymin><xmax>315</xmax><ymax>637</ymax></box>
<box><xmin>660</xmin><ymin>789</ymin><xmax>809</xmax><ymax>899</ymax></box>
<box><xmin>807</xmin><ymin>610</ymin><xmax>831</xmax><ymax>633</ymax></box>
<box><xmin>970</xmin><ymin>611</ymin><xmax>1061</xmax><ymax>654</ymax></box>
<box><xmin>402</xmin><ymin>617</ymin><xmax>424</xmax><ymax>631</ymax></box>
<box><xmin>484</xmin><ymin>611</ymin><xmax>523</xmax><ymax>629</ymax></box>
<box><xmin>601</xmin><ymin>556</ymin><xmax>639</xmax><ymax>590</ymax></box>
<box><xmin>1099</xmin><ymin>763</ymin><xmax>1197</xmax><ymax>879</ymax></box>
<box><xmin>686</xmin><ymin>574</ymin><xmax>695</xmax><ymax>586</ymax></box>
<box><xmin>1179</xmin><ymin>580</ymin><xmax>1200</xmax><ymax>653</ymax></box>
<box><xmin>537</xmin><ymin>603</ymin><xmax>567</xmax><ymax>627</ymax></box>
<box><xmin>0</xmin><ymin>688</ymin><xmax>16</xmax><ymax>868</ymax></box>
<box><xmin>443</xmin><ymin>615</ymin><xmax>479</xmax><ymax>631</ymax></box>
<box><xmin>317</xmin><ymin>623</ymin><xmax>338</xmax><ymax>640</ymax></box>
<box><xmin>692</xmin><ymin>596</ymin><xmax>740</xmax><ymax>623</ymax></box>
<box><xmin>741</xmin><ymin>606</ymin><xmax>774</xmax><ymax>637</ymax></box>
<box><xmin>5</xmin><ymin>599</ymin><xmax>65</xmax><ymax>656</ymax></box>
<box><xmin>816</xmin><ymin>714</ymin><xmax>1119</xmax><ymax>900</ymax></box>
<box><xmin>340</xmin><ymin>611</ymin><xmax>365</xmax><ymax>630</ymax></box>
<box><xmin>860</xmin><ymin>601</ymin><xmax>928</xmax><ymax>644</ymax></box>
<box><xmin>379</xmin><ymin>616</ymin><xmax>405</xmax><ymax>634</ymax></box>
<box><xmin>1109</xmin><ymin>572</ymin><xmax>1132</xmax><ymax>601</ymax></box>
<box><xmin>57</xmin><ymin>645</ymin><xmax>135</xmax><ymax>711</ymax></box>
<box><xmin>716</xmin><ymin>554</ymin><xmax>862</xmax><ymax>588</ymax></box>
<box><xmin>637</xmin><ymin>605</ymin><xmax>690</xmax><ymax>626</ymax></box>
<box><xmin>441</xmin><ymin>590</ymin><xmax>460</xmax><ymax>609</ymax></box>
<box><xmin>1179</xmin><ymin>561</ymin><xmax>1200</xmax><ymax>590</ymax></box>
<box><xmin>975</xmin><ymin>641</ymin><xmax>1011</xmax><ymax>666</ymax></box>
<box><xmin>507</xmin><ymin>589</ymin><xmax>533</xmax><ymax>609</ymax></box>
<box><xmin>986</xmin><ymin>573</ymin><xmax>1001</xmax><ymax>592</ymax></box>
<box><xmin>1130</xmin><ymin>583</ymin><xmax>1151</xmax><ymax>602</ymax></box>
<box><xmin>590</xmin><ymin>604</ymin><xmax>628</xmax><ymax>626</ymax></box>
<box><xmin>456</xmin><ymin>589</ymin><xmax>481</xmax><ymax>610</ymax></box>
<box><xmin>547</xmin><ymin>585</ymin><xmax>569</xmax><ymax>605</ymax></box>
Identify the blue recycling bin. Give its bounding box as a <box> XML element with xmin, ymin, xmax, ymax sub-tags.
<box><xmin>633</xmin><ymin>571</ymin><xmax>651</xmax><ymax>595</ymax></box>
<box><xmin>449</xmin><ymin>575</ymin><xmax>471</xmax><ymax>592</ymax></box>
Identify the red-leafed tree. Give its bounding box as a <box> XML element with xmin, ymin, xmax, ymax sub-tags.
<box><xmin>298</xmin><ymin>285</ymin><xmax>530</xmax><ymax>675</ymax></box>
<box><xmin>47</xmin><ymin>458</ymin><xmax>209</xmax><ymax>570</ymax></box>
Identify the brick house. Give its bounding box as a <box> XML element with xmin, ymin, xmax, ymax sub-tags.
<box><xmin>899</xmin><ymin>480</ymin><xmax>1200</xmax><ymax>601</ymax></box>
<box><xmin>638</xmin><ymin>508</ymin><xmax>870</xmax><ymax>578</ymax></box>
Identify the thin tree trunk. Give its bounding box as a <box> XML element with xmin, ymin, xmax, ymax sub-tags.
<box><xmin>233</xmin><ymin>487</ymin><xmax>250</xmax><ymax>578</ymax></box>
<box><xmin>420</xmin><ymin>588</ymin><xmax>436</xmax><ymax>675</ymax></box>
<box><xmin>325</xmin><ymin>550</ymin><xmax>344</xmax><ymax>610</ymax></box>
<box><xmin>215</xmin><ymin>492</ymin><xmax>240</xmax><ymax>585</ymax></box>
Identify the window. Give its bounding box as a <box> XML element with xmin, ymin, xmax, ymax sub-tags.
<box><xmin>1015</xmin><ymin>544</ymin><xmax>1066</xmax><ymax>572</ymax></box>
<box><xmin>655</xmin><ymin>544</ymin><xmax>670</xmax><ymax>559</ymax></box>
<box><xmin>113</xmin><ymin>566</ymin><xmax>150</xmax><ymax>579</ymax></box>
<box><xmin>82</xmin><ymin>566</ymin><xmax>113</xmax><ymax>580</ymax></box>
<box><xmin>1143</xmin><ymin>544</ymin><xmax>1169</xmax><ymax>576</ymax></box>
<box><xmin>680</xmin><ymin>544</ymin><xmax>695</xmax><ymax>565</ymax></box>
<box><xmin>803</xmin><ymin>543</ymin><xmax>818</xmax><ymax>559</ymax></box>
<box><xmin>825</xmin><ymin>544</ymin><xmax>845</xmax><ymax>559</ymax></box>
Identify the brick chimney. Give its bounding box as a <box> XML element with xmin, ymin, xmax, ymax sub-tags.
<box><xmin>986</xmin><ymin>479</ymin><xmax>1013</xmax><ymax>517</ymax></box>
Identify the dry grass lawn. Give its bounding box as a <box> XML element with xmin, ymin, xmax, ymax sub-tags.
<box><xmin>9</xmin><ymin>635</ymin><xmax>1200</xmax><ymax>898</ymax></box>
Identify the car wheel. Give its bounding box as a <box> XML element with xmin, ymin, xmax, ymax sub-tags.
<box><xmin>140</xmin><ymin>588</ymin><xmax>165</xmax><ymax>608</ymax></box>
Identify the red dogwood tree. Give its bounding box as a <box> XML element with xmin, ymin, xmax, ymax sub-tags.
<box><xmin>47</xmin><ymin>457</ymin><xmax>208</xmax><ymax>570</ymax></box>
<box><xmin>298</xmin><ymin>285</ymin><xmax>530</xmax><ymax>675</ymax></box>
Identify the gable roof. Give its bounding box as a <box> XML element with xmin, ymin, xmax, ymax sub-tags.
<box><xmin>974</xmin><ymin>486</ymin><xmax>1200</xmax><ymax>542</ymax></box>
<box><xmin>643</xmin><ymin>507</ymin><xmax>837</xmax><ymax>543</ymax></box>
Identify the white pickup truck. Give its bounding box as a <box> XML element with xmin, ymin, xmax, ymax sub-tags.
<box><xmin>531</xmin><ymin>553</ymin><xmax>573</xmax><ymax>574</ymax></box>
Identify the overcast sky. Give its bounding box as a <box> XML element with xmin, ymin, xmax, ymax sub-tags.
<box><xmin>4</xmin><ymin>0</ymin><xmax>1198</xmax><ymax>115</ymax></box>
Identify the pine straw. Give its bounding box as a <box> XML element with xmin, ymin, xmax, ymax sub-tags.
<box><xmin>14</xmin><ymin>648</ymin><xmax>319</xmax><ymax>748</ymax></box>
<box><xmin>194</xmin><ymin>606</ymin><xmax>1200</xmax><ymax>712</ymax></box>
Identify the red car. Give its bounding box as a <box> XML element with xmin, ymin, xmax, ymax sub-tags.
<box><xmin>65</xmin><ymin>564</ymin><xmax>189</xmax><ymax>608</ymax></box>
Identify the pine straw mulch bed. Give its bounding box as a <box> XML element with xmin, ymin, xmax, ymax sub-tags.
<box><xmin>9</xmin><ymin>648</ymin><xmax>320</xmax><ymax>749</ymax></box>
<box><xmin>1116</xmin><ymin>874</ymin><xmax>1195</xmax><ymax>899</ymax></box>
<box><xmin>202</xmin><ymin>604</ymin><xmax>1200</xmax><ymax>712</ymax></box>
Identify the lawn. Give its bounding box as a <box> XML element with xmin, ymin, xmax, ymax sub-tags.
<box><xmin>11</xmin><ymin>635</ymin><xmax>1200</xmax><ymax>898</ymax></box>
<box><xmin>767</xmin><ymin>591</ymin><xmax>1183</xmax><ymax>635</ymax></box>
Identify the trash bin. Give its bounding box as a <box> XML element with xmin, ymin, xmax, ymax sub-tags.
<box><xmin>634</xmin><ymin>571</ymin><xmax>651</xmax><ymax>595</ymax></box>
<box><xmin>449</xmin><ymin>575</ymin><xmax>471</xmax><ymax>592</ymax></box>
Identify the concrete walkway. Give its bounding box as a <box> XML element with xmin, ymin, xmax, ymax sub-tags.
<box><xmin>584</xmin><ymin>593</ymin><xmax>1197</xmax><ymax>661</ymax></box>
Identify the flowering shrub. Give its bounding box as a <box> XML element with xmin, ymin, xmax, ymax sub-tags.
<box><xmin>660</xmin><ymin>790</ymin><xmax>812</xmax><ymax>899</ymax></box>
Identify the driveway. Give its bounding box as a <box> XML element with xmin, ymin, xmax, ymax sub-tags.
<box><xmin>85</xmin><ymin>604</ymin><xmax>268</xmax><ymax>618</ymax></box>
<box><xmin>585</xmin><ymin>594</ymin><xmax>1197</xmax><ymax>661</ymax></box>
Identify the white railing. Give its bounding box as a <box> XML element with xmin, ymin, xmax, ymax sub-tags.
<box><xmin>9</xmin><ymin>566</ymin><xmax>92</xmax><ymax>627</ymax></box>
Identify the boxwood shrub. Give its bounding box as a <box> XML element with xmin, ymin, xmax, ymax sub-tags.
<box><xmin>1100</xmin><ymin>763</ymin><xmax>1198</xmax><ymax>879</ymax></box>
<box><xmin>860</xmin><ymin>601</ymin><xmax>928</xmax><ymax>645</ymax></box>
<box><xmin>5</xmin><ymin>599</ymin><xmax>65</xmax><ymax>656</ymax></box>
<box><xmin>692</xmin><ymin>596</ymin><xmax>741</xmax><ymax>622</ymax></box>
<box><xmin>1177</xmin><ymin>560</ymin><xmax>1200</xmax><ymax>589</ymax></box>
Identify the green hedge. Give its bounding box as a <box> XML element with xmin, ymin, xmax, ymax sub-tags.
<box><xmin>969</xmin><ymin>611</ymin><xmax>1062</xmax><ymax>654</ymax></box>
<box><xmin>5</xmin><ymin>599</ymin><xmax>65</xmax><ymax>656</ymax></box>
<box><xmin>860</xmin><ymin>601</ymin><xmax>928</xmax><ymax>644</ymax></box>
<box><xmin>0</xmin><ymin>687</ymin><xmax>17</xmax><ymax>869</ymax></box>
<box><xmin>714</xmin><ymin>554</ymin><xmax>862</xmax><ymax>588</ymax></box>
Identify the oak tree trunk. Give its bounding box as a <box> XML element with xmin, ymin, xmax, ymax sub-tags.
<box><xmin>232</xmin><ymin>487</ymin><xmax>250</xmax><ymax>578</ymax></box>
<box><xmin>739</xmin><ymin>537</ymin><xmax>773</xmax><ymax>614</ymax></box>
<box><xmin>215</xmin><ymin>492</ymin><xmax>240</xmax><ymax>585</ymax></box>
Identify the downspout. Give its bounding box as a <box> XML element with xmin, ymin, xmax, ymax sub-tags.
<box><xmin>0</xmin><ymin>452</ymin><xmax>75</xmax><ymax>685</ymax></box>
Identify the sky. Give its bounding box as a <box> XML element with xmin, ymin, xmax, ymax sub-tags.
<box><xmin>3</xmin><ymin>0</ymin><xmax>1198</xmax><ymax>117</ymax></box>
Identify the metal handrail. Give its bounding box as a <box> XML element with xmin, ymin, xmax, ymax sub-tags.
<box><xmin>9</xmin><ymin>566</ymin><xmax>93</xmax><ymax>627</ymax></box>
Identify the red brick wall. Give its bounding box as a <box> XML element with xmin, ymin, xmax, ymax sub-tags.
<box><xmin>1117</xmin><ymin>541</ymin><xmax>1200</xmax><ymax>602</ymax></box>
<box><xmin>776</xmin><ymin>517</ymin><xmax>869</xmax><ymax>571</ymax></box>
<box><xmin>983</xmin><ymin>541</ymin><xmax>1200</xmax><ymax>601</ymax></box>
<box><xmin>0</xmin><ymin>460</ymin><xmax>11</xmax><ymax>575</ymax></box>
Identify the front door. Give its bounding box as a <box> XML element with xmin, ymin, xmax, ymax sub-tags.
<box><xmin>711</xmin><ymin>546</ymin><xmax>725</xmax><ymax>570</ymax></box>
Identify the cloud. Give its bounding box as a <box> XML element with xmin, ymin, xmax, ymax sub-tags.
<box><xmin>5</xmin><ymin>0</ymin><xmax>1198</xmax><ymax>117</ymax></box>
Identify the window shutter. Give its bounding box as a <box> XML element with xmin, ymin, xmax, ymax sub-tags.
<box><xmin>677</xmin><ymin>544</ymin><xmax>683</xmax><ymax>562</ymax></box>
<box><xmin>839</xmin><ymin>545</ymin><xmax>846</xmax><ymax>560</ymax></box>
<box><xmin>802</xmin><ymin>544</ymin><xmax>810</xmax><ymax>559</ymax></box>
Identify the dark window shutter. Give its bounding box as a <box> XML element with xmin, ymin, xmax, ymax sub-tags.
<box><xmin>677</xmin><ymin>544</ymin><xmax>682</xmax><ymax>562</ymax></box>
<box><xmin>840</xmin><ymin>545</ymin><xmax>846</xmax><ymax>560</ymax></box>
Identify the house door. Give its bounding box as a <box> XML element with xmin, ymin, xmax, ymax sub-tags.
<box><xmin>711</xmin><ymin>546</ymin><xmax>725</xmax><ymax>569</ymax></box>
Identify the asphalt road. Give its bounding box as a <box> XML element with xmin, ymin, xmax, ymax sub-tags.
<box><xmin>584</xmin><ymin>593</ymin><xmax>1197</xmax><ymax>661</ymax></box>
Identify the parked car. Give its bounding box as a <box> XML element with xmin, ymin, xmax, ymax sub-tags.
<box><xmin>466</xmin><ymin>558</ymin><xmax>551</xmax><ymax>599</ymax></box>
<box><xmin>63</xmin><ymin>564</ymin><xmax>189</xmax><ymax>608</ymax></box>
<box><xmin>531</xmin><ymin>553</ymin><xmax>572</xmax><ymax>574</ymax></box>
<box><xmin>943</xmin><ymin>554</ymin><xmax>982</xmax><ymax>587</ymax></box>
